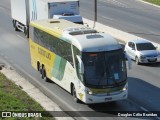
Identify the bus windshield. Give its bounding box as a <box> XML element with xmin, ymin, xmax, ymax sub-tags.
<box><xmin>82</xmin><ymin>49</ymin><xmax>127</xmax><ymax>88</ymax></box>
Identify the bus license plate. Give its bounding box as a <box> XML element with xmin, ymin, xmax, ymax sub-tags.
<box><xmin>105</xmin><ymin>97</ymin><xmax>112</xmax><ymax>101</ymax></box>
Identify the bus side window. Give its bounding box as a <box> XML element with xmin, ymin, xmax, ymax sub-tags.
<box><xmin>73</xmin><ymin>46</ymin><xmax>82</xmax><ymax>80</ymax></box>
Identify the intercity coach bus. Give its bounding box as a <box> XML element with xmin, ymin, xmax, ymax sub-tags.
<box><xmin>29</xmin><ymin>19</ymin><xmax>130</xmax><ymax>104</ymax></box>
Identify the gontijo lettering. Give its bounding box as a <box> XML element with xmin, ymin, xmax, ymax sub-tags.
<box><xmin>38</xmin><ymin>47</ymin><xmax>51</xmax><ymax>60</ymax></box>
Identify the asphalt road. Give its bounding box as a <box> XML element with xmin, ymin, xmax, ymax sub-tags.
<box><xmin>0</xmin><ymin>0</ymin><xmax>160</xmax><ymax>120</ymax></box>
<box><xmin>79</xmin><ymin>0</ymin><xmax>160</xmax><ymax>44</ymax></box>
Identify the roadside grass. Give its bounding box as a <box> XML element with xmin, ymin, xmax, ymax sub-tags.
<box><xmin>0</xmin><ymin>72</ymin><xmax>54</xmax><ymax>120</ymax></box>
<box><xmin>144</xmin><ymin>0</ymin><xmax>160</xmax><ymax>5</ymax></box>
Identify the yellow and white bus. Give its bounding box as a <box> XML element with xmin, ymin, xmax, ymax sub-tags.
<box><xmin>29</xmin><ymin>19</ymin><xmax>128</xmax><ymax>104</ymax></box>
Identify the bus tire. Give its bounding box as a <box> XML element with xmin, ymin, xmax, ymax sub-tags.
<box><xmin>12</xmin><ymin>19</ymin><xmax>15</xmax><ymax>28</ymax></box>
<box><xmin>41</xmin><ymin>66</ymin><xmax>49</xmax><ymax>82</ymax></box>
<box><xmin>14</xmin><ymin>20</ymin><xmax>19</xmax><ymax>31</ymax></box>
<box><xmin>37</xmin><ymin>62</ymin><xmax>40</xmax><ymax>71</ymax></box>
<box><xmin>72</xmin><ymin>85</ymin><xmax>79</xmax><ymax>103</ymax></box>
<box><xmin>24</xmin><ymin>27</ymin><xmax>29</xmax><ymax>38</ymax></box>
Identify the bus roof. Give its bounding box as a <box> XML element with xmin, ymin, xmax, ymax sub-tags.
<box><xmin>30</xmin><ymin>19</ymin><xmax>121</xmax><ymax>52</ymax></box>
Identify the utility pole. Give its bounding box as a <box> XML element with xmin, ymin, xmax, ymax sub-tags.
<box><xmin>93</xmin><ymin>0</ymin><xmax>97</xmax><ymax>28</ymax></box>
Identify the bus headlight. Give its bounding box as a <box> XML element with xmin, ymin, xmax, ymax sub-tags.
<box><xmin>123</xmin><ymin>87</ymin><xmax>127</xmax><ymax>91</ymax></box>
<box><xmin>85</xmin><ymin>88</ymin><xmax>95</xmax><ymax>95</ymax></box>
<box><xmin>123</xmin><ymin>85</ymin><xmax>128</xmax><ymax>91</ymax></box>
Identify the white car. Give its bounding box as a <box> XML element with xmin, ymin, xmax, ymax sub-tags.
<box><xmin>125</xmin><ymin>39</ymin><xmax>160</xmax><ymax>65</ymax></box>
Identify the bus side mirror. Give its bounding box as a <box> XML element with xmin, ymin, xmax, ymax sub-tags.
<box><xmin>76</xmin><ymin>55</ymin><xmax>84</xmax><ymax>74</ymax></box>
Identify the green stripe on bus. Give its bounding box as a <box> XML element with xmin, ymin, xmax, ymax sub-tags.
<box><xmin>58</xmin><ymin>58</ymin><xmax>67</xmax><ymax>80</ymax></box>
<box><xmin>52</xmin><ymin>55</ymin><xmax>67</xmax><ymax>81</ymax></box>
<box><xmin>52</xmin><ymin>55</ymin><xmax>61</xmax><ymax>78</ymax></box>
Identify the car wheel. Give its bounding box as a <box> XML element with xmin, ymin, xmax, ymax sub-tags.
<box><xmin>135</xmin><ymin>56</ymin><xmax>139</xmax><ymax>65</ymax></box>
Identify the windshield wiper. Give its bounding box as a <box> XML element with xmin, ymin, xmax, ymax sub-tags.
<box><xmin>106</xmin><ymin>61</ymin><xmax>120</xmax><ymax>87</ymax></box>
<box><xmin>97</xmin><ymin>55</ymin><xmax>108</xmax><ymax>86</ymax></box>
<box><xmin>106</xmin><ymin>68</ymin><xmax>120</xmax><ymax>86</ymax></box>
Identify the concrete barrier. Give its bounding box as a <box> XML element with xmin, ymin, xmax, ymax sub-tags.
<box><xmin>83</xmin><ymin>18</ymin><xmax>160</xmax><ymax>51</ymax></box>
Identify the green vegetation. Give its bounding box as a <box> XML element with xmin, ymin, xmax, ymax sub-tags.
<box><xmin>144</xmin><ymin>0</ymin><xmax>160</xmax><ymax>5</ymax></box>
<box><xmin>0</xmin><ymin>72</ymin><xmax>54</xmax><ymax>120</ymax></box>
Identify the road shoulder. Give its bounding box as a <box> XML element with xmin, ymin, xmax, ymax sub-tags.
<box><xmin>0</xmin><ymin>63</ymin><xmax>73</xmax><ymax>120</ymax></box>
<box><xmin>138</xmin><ymin>0</ymin><xmax>160</xmax><ymax>8</ymax></box>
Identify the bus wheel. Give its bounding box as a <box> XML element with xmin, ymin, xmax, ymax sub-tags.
<box><xmin>72</xmin><ymin>85</ymin><xmax>79</xmax><ymax>103</ymax></box>
<box><xmin>41</xmin><ymin>66</ymin><xmax>49</xmax><ymax>82</ymax></box>
<box><xmin>12</xmin><ymin>20</ymin><xmax>15</xmax><ymax>28</ymax></box>
<box><xmin>37</xmin><ymin>62</ymin><xmax>40</xmax><ymax>71</ymax></box>
<box><xmin>14</xmin><ymin>20</ymin><xmax>19</xmax><ymax>31</ymax></box>
<box><xmin>24</xmin><ymin>27</ymin><xmax>29</xmax><ymax>38</ymax></box>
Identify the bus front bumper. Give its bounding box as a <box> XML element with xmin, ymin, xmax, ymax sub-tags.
<box><xmin>83</xmin><ymin>90</ymin><xmax>128</xmax><ymax>104</ymax></box>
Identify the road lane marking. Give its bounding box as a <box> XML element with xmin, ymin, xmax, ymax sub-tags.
<box><xmin>102</xmin><ymin>16</ymin><xmax>114</xmax><ymax>21</ymax></box>
<box><xmin>111</xmin><ymin>0</ymin><xmax>126</xmax><ymax>7</ymax></box>
<box><xmin>16</xmin><ymin>35</ymin><xmax>27</xmax><ymax>41</ymax></box>
<box><xmin>140</xmin><ymin>106</ymin><xmax>149</xmax><ymax>112</ymax></box>
<box><xmin>0</xmin><ymin>52</ymin><xmax>4</xmax><ymax>56</ymax></box>
<box><xmin>0</xmin><ymin>6</ymin><xmax>4</xmax><ymax>10</ymax></box>
<box><xmin>149</xmin><ymin>31</ymin><xmax>160</xmax><ymax>36</ymax></box>
<box><xmin>4</xmin><ymin>55</ymin><xmax>9</xmax><ymax>60</ymax></box>
<box><xmin>99</xmin><ymin>0</ymin><xmax>129</xmax><ymax>8</ymax></box>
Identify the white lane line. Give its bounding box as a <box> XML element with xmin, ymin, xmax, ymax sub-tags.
<box><xmin>0</xmin><ymin>6</ymin><xmax>6</xmax><ymax>12</ymax></box>
<box><xmin>102</xmin><ymin>16</ymin><xmax>114</xmax><ymax>21</ymax></box>
<box><xmin>149</xmin><ymin>31</ymin><xmax>160</xmax><ymax>36</ymax></box>
<box><xmin>112</xmin><ymin>0</ymin><xmax>126</xmax><ymax>7</ymax></box>
<box><xmin>16</xmin><ymin>35</ymin><xmax>27</xmax><ymax>41</ymax></box>
<box><xmin>4</xmin><ymin>55</ymin><xmax>9</xmax><ymax>60</ymax></box>
<box><xmin>140</xmin><ymin>106</ymin><xmax>149</xmax><ymax>112</ymax></box>
<box><xmin>99</xmin><ymin>0</ymin><xmax>128</xmax><ymax>8</ymax></box>
<box><xmin>0</xmin><ymin>6</ymin><xmax>4</xmax><ymax>10</ymax></box>
<box><xmin>0</xmin><ymin>52</ymin><xmax>4</xmax><ymax>56</ymax></box>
